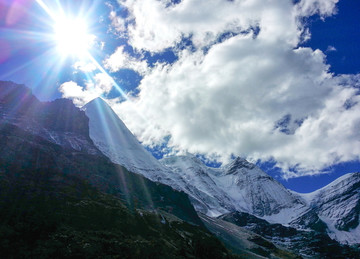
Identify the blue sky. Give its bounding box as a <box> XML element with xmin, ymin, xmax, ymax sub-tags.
<box><xmin>1</xmin><ymin>0</ymin><xmax>360</xmax><ymax>193</ymax></box>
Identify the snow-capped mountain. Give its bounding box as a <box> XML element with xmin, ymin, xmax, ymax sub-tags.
<box><xmin>82</xmin><ymin>98</ymin><xmax>186</xmax><ymax>189</ymax></box>
<box><xmin>299</xmin><ymin>173</ymin><xmax>360</xmax><ymax>244</ymax></box>
<box><xmin>2</xmin><ymin>82</ymin><xmax>359</xmax><ymax>256</ymax></box>
<box><xmin>161</xmin><ymin>155</ymin><xmax>234</xmax><ymax>217</ymax></box>
<box><xmin>217</xmin><ymin>157</ymin><xmax>310</xmax><ymax>225</ymax></box>
<box><xmin>83</xmin><ymin>98</ymin><xmax>239</xmax><ymax>216</ymax></box>
<box><xmin>84</xmin><ymin>98</ymin><xmax>303</xmax><ymax>220</ymax></box>
<box><xmin>81</xmin><ymin>96</ymin><xmax>359</xmax><ymax>245</ymax></box>
<box><xmin>162</xmin><ymin>155</ymin><xmax>311</xmax><ymax>225</ymax></box>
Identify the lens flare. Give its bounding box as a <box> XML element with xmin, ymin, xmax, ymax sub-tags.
<box><xmin>53</xmin><ymin>16</ymin><xmax>94</xmax><ymax>58</ymax></box>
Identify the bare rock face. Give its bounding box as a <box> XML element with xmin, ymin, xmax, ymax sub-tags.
<box><xmin>0</xmin><ymin>81</ymin><xmax>100</xmax><ymax>155</ymax></box>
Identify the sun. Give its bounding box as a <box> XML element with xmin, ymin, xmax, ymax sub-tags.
<box><xmin>53</xmin><ymin>16</ymin><xmax>95</xmax><ymax>58</ymax></box>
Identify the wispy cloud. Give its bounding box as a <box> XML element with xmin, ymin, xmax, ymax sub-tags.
<box><xmin>73</xmin><ymin>61</ymin><xmax>97</xmax><ymax>73</ymax></box>
<box><xmin>326</xmin><ymin>45</ymin><xmax>337</xmax><ymax>52</ymax></box>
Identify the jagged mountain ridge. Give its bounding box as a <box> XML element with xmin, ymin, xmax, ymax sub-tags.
<box><xmin>0</xmin><ymin>124</ymin><xmax>238</xmax><ymax>258</ymax></box>
<box><xmin>218</xmin><ymin>157</ymin><xmax>309</xmax><ymax>224</ymax></box>
<box><xmin>299</xmin><ymin>173</ymin><xmax>360</xmax><ymax>244</ymax></box>
<box><xmin>161</xmin><ymin>155</ymin><xmax>234</xmax><ymax>217</ymax></box>
<box><xmin>0</xmin><ymin>82</ymin><xmax>246</xmax><ymax>258</ymax></box>
<box><xmin>163</xmin><ymin>154</ymin><xmax>360</xmax><ymax>245</ymax></box>
<box><xmin>0</xmin><ymin>81</ymin><xmax>100</xmax><ymax>155</ymax></box>
<box><xmin>2</xmin><ymin>81</ymin><xmax>359</xmax><ymax>251</ymax></box>
<box><xmin>0</xmin><ymin>81</ymin><xmax>203</xmax><ymax>225</ymax></box>
<box><xmin>83</xmin><ymin>96</ymin><xmax>310</xmax><ymax>223</ymax></box>
<box><xmin>162</xmin><ymin>155</ymin><xmax>313</xmax><ymax>226</ymax></box>
<box><xmin>81</xmin><ymin>94</ymin><xmax>360</xmax><ymax>246</ymax></box>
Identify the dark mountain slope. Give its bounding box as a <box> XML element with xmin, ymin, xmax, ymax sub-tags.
<box><xmin>0</xmin><ymin>165</ymin><xmax>232</xmax><ymax>258</ymax></box>
<box><xmin>0</xmin><ymin>123</ymin><xmax>241</xmax><ymax>258</ymax></box>
<box><xmin>0</xmin><ymin>123</ymin><xmax>201</xmax><ymax>226</ymax></box>
<box><xmin>199</xmin><ymin>213</ymin><xmax>300</xmax><ymax>259</ymax></box>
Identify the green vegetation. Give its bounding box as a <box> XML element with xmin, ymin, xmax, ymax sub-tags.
<box><xmin>0</xmin><ymin>168</ymin><xmax>238</xmax><ymax>258</ymax></box>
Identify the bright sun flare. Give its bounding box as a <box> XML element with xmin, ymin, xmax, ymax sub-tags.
<box><xmin>53</xmin><ymin>16</ymin><xmax>94</xmax><ymax>58</ymax></box>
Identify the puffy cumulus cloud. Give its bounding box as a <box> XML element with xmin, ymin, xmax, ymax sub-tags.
<box><xmin>104</xmin><ymin>46</ymin><xmax>149</xmax><ymax>75</ymax></box>
<box><xmin>110</xmin><ymin>34</ymin><xmax>360</xmax><ymax>177</ymax></box>
<box><xmin>59</xmin><ymin>81</ymin><xmax>92</xmax><ymax>107</ymax></box>
<box><xmin>65</xmin><ymin>0</ymin><xmax>360</xmax><ymax>178</ymax></box>
<box><xmin>296</xmin><ymin>0</ymin><xmax>339</xmax><ymax>18</ymax></box>
<box><xmin>59</xmin><ymin>73</ymin><xmax>114</xmax><ymax>107</ymax></box>
<box><xmin>116</xmin><ymin>0</ymin><xmax>337</xmax><ymax>53</ymax></box>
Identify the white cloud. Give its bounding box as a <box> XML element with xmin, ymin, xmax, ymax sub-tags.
<box><xmin>73</xmin><ymin>61</ymin><xmax>97</xmax><ymax>73</ymax></box>
<box><xmin>59</xmin><ymin>72</ymin><xmax>114</xmax><ymax>107</ymax></box>
<box><xmin>117</xmin><ymin>0</ymin><xmax>337</xmax><ymax>53</ymax></box>
<box><xmin>104</xmin><ymin>45</ymin><xmax>149</xmax><ymax>75</ymax></box>
<box><xmin>296</xmin><ymin>0</ymin><xmax>339</xmax><ymax>18</ymax></box>
<box><xmin>326</xmin><ymin>45</ymin><xmax>337</xmax><ymax>52</ymax></box>
<box><xmin>62</xmin><ymin>0</ymin><xmax>360</xmax><ymax>178</ymax></box>
<box><xmin>59</xmin><ymin>81</ymin><xmax>92</xmax><ymax>107</ymax></box>
<box><xmin>109</xmin><ymin>10</ymin><xmax>126</xmax><ymax>33</ymax></box>
<box><xmin>92</xmin><ymin>72</ymin><xmax>114</xmax><ymax>93</ymax></box>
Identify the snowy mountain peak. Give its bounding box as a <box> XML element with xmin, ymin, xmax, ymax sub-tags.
<box><xmin>298</xmin><ymin>172</ymin><xmax>360</xmax><ymax>244</ymax></box>
<box><xmin>83</xmin><ymin>97</ymin><xmax>137</xmax><ymax>144</ymax></box>
<box><xmin>83</xmin><ymin>98</ymin><xmax>176</xmax><ymax>184</ymax></box>
<box><xmin>86</xmin><ymin>97</ymin><xmax>108</xmax><ymax>106</ymax></box>
<box><xmin>317</xmin><ymin>172</ymin><xmax>360</xmax><ymax>194</ymax></box>
<box><xmin>161</xmin><ymin>155</ymin><xmax>309</xmax><ymax>223</ymax></box>
<box><xmin>225</xmin><ymin>157</ymin><xmax>256</xmax><ymax>173</ymax></box>
<box><xmin>162</xmin><ymin>154</ymin><xmax>204</xmax><ymax>167</ymax></box>
<box><xmin>161</xmin><ymin>155</ymin><xmax>234</xmax><ymax>216</ymax></box>
<box><xmin>84</xmin><ymin>97</ymin><xmax>115</xmax><ymax>117</ymax></box>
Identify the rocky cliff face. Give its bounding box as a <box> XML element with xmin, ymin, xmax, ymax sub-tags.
<box><xmin>0</xmin><ymin>81</ymin><xmax>99</xmax><ymax>154</ymax></box>
<box><xmin>218</xmin><ymin>211</ymin><xmax>359</xmax><ymax>258</ymax></box>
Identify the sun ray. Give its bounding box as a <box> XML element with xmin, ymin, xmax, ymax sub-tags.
<box><xmin>86</xmin><ymin>54</ymin><xmax>129</xmax><ymax>101</ymax></box>
<box><xmin>34</xmin><ymin>0</ymin><xmax>130</xmax><ymax>102</ymax></box>
<box><xmin>35</xmin><ymin>0</ymin><xmax>57</xmax><ymax>21</ymax></box>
